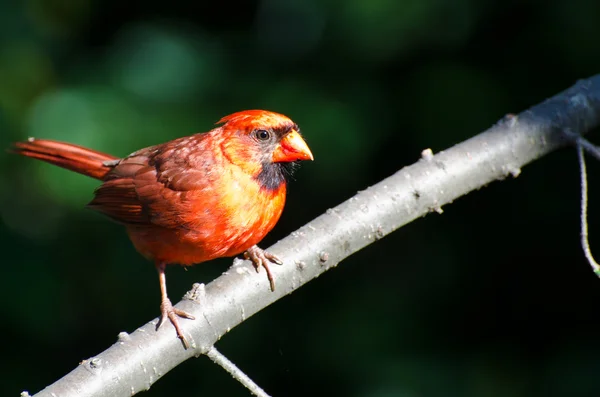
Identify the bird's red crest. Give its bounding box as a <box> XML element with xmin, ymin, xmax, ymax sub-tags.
<box><xmin>217</xmin><ymin>110</ymin><xmax>294</xmax><ymax>131</ymax></box>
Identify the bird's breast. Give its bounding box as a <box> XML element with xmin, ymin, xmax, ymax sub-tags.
<box><xmin>127</xmin><ymin>167</ymin><xmax>287</xmax><ymax>266</ymax></box>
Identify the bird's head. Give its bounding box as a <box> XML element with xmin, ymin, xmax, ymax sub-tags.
<box><xmin>217</xmin><ymin>110</ymin><xmax>314</xmax><ymax>191</ymax></box>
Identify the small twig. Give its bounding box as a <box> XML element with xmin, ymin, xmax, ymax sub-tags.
<box><xmin>576</xmin><ymin>141</ymin><xmax>600</xmax><ymax>276</ymax></box>
<box><xmin>206</xmin><ymin>347</ymin><xmax>272</xmax><ymax>397</ymax></box>
<box><xmin>576</xmin><ymin>136</ymin><xmax>600</xmax><ymax>161</ymax></box>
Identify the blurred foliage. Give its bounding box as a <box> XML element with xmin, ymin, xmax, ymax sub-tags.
<box><xmin>2</xmin><ymin>0</ymin><xmax>600</xmax><ymax>396</ymax></box>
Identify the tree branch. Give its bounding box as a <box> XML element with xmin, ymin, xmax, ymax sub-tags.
<box><xmin>28</xmin><ymin>75</ymin><xmax>600</xmax><ymax>397</ymax></box>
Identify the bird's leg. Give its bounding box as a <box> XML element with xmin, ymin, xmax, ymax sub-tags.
<box><xmin>156</xmin><ymin>261</ymin><xmax>195</xmax><ymax>348</ymax></box>
<box><xmin>244</xmin><ymin>245</ymin><xmax>283</xmax><ymax>292</ymax></box>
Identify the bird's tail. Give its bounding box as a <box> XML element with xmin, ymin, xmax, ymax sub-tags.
<box><xmin>10</xmin><ymin>138</ymin><xmax>118</xmax><ymax>180</ymax></box>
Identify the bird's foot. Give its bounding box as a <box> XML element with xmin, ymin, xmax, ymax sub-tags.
<box><xmin>157</xmin><ymin>298</ymin><xmax>195</xmax><ymax>349</ymax></box>
<box><xmin>244</xmin><ymin>245</ymin><xmax>283</xmax><ymax>292</ymax></box>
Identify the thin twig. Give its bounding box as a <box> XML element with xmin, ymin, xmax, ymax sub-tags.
<box><xmin>576</xmin><ymin>141</ymin><xmax>600</xmax><ymax>275</ymax></box>
<box><xmin>206</xmin><ymin>347</ymin><xmax>272</xmax><ymax>397</ymax></box>
<box><xmin>576</xmin><ymin>136</ymin><xmax>600</xmax><ymax>161</ymax></box>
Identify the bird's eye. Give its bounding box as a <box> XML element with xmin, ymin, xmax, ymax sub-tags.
<box><xmin>254</xmin><ymin>129</ymin><xmax>271</xmax><ymax>141</ymax></box>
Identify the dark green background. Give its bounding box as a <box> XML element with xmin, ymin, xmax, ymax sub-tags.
<box><xmin>2</xmin><ymin>1</ymin><xmax>600</xmax><ymax>396</ymax></box>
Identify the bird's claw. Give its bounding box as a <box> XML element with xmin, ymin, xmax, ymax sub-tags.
<box><xmin>158</xmin><ymin>298</ymin><xmax>195</xmax><ymax>349</ymax></box>
<box><xmin>244</xmin><ymin>246</ymin><xmax>282</xmax><ymax>291</ymax></box>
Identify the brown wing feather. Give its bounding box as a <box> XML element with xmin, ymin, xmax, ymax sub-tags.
<box><xmin>87</xmin><ymin>134</ymin><xmax>218</xmax><ymax>227</ymax></box>
<box><xmin>87</xmin><ymin>160</ymin><xmax>151</xmax><ymax>225</ymax></box>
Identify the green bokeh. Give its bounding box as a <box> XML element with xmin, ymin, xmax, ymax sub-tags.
<box><xmin>2</xmin><ymin>1</ymin><xmax>600</xmax><ymax>396</ymax></box>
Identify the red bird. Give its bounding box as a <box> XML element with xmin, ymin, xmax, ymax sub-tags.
<box><xmin>11</xmin><ymin>110</ymin><xmax>313</xmax><ymax>347</ymax></box>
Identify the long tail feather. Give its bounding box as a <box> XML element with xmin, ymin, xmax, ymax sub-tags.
<box><xmin>10</xmin><ymin>138</ymin><xmax>118</xmax><ymax>180</ymax></box>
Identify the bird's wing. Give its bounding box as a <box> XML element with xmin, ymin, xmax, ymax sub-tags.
<box><xmin>87</xmin><ymin>136</ymin><xmax>217</xmax><ymax>227</ymax></box>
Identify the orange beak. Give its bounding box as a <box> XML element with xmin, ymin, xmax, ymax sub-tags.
<box><xmin>272</xmin><ymin>129</ymin><xmax>314</xmax><ymax>163</ymax></box>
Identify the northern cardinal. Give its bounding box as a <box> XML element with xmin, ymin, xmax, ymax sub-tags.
<box><xmin>11</xmin><ymin>109</ymin><xmax>313</xmax><ymax>347</ymax></box>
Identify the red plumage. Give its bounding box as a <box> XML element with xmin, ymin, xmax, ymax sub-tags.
<box><xmin>11</xmin><ymin>110</ymin><xmax>313</xmax><ymax>347</ymax></box>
